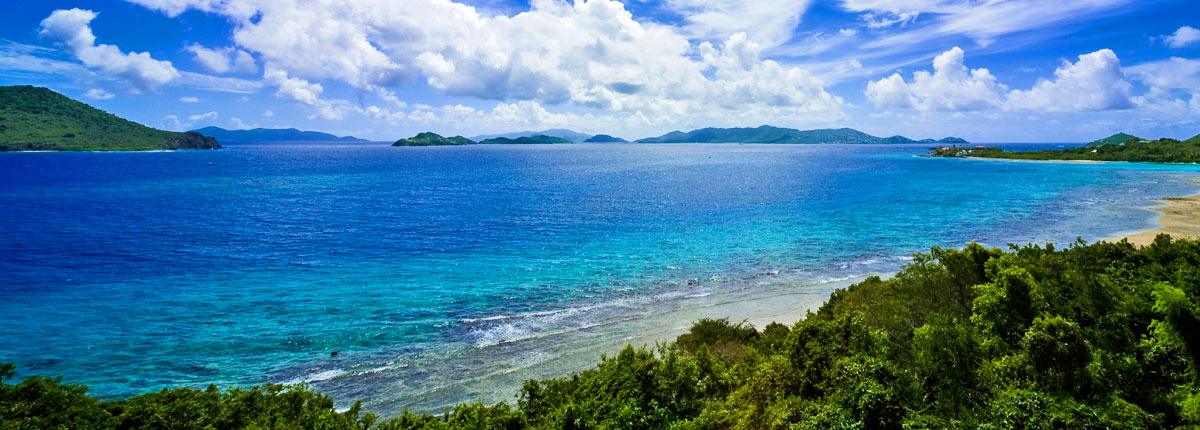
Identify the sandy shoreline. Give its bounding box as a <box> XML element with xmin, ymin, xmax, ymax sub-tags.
<box><xmin>1116</xmin><ymin>192</ymin><xmax>1200</xmax><ymax>246</ymax></box>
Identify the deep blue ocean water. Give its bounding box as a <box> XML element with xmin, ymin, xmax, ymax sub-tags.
<box><xmin>2</xmin><ymin>142</ymin><xmax>1199</xmax><ymax>413</ymax></box>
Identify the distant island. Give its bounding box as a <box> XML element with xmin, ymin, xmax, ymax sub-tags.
<box><xmin>396</xmin><ymin>126</ymin><xmax>966</xmax><ymax>146</ymax></box>
<box><xmin>471</xmin><ymin>128</ymin><xmax>592</xmax><ymax>143</ymax></box>
<box><xmin>393</xmin><ymin>132</ymin><xmax>473</xmax><ymax>146</ymax></box>
<box><xmin>0</xmin><ymin>85</ymin><xmax>219</xmax><ymax>151</ymax></box>
<box><xmin>931</xmin><ymin>132</ymin><xmax>1200</xmax><ymax>163</ymax></box>
<box><xmin>584</xmin><ymin>134</ymin><xmax>628</xmax><ymax>143</ymax></box>
<box><xmin>192</xmin><ymin>126</ymin><xmax>366</xmax><ymax>142</ymax></box>
<box><xmin>478</xmin><ymin>135</ymin><xmax>571</xmax><ymax>145</ymax></box>
<box><xmin>636</xmin><ymin>125</ymin><xmax>967</xmax><ymax>144</ymax></box>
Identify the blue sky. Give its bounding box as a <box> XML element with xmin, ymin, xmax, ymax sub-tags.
<box><xmin>1</xmin><ymin>0</ymin><xmax>1198</xmax><ymax>142</ymax></box>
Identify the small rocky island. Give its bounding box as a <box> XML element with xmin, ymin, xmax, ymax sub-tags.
<box><xmin>0</xmin><ymin>85</ymin><xmax>219</xmax><ymax>151</ymax></box>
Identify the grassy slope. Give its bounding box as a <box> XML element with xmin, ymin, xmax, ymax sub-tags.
<box><xmin>0</xmin><ymin>86</ymin><xmax>218</xmax><ymax>151</ymax></box>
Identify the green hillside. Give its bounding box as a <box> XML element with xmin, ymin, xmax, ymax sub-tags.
<box><xmin>0</xmin><ymin>86</ymin><xmax>218</xmax><ymax>151</ymax></box>
<box><xmin>392</xmin><ymin>132</ymin><xmax>474</xmax><ymax>146</ymax></box>
<box><xmin>1087</xmin><ymin>132</ymin><xmax>1141</xmax><ymax>147</ymax></box>
<box><xmin>478</xmin><ymin>135</ymin><xmax>570</xmax><ymax>144</ymax></box>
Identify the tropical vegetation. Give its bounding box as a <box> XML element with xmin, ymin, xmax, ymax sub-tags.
<box><xmin>5</xmin><ymin>236</ymin><xmax>1200</xmax><ymax>428</ymax></box>
<box><xmin>0</xmin><ymin>85</ymin><xmax>219</xmax><ymax>151</ymax></box>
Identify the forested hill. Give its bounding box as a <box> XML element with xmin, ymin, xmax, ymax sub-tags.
<box><xmin>192</xmin><ymin>126</ymin><xmax>366</xmax><ymax>142</ymax></box>
<box><xmin>5</xmin><ymin>237</ymin><xmax>1200</xmax><ymax>428</ymax></box>
<box><xmin>0</xmin><ymin>86</ymin><xmax>218</xmax><ymax>151</ymax></box>
<box><xmin>637</xmin><ymin>125</ymin><xmax>967</xmax><ymax>144</ymax></box>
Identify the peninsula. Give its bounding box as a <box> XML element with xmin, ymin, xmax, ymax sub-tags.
<box><xmin>931</xmin><ymin>132</ymin><xmax>1200</xmax><ymax>163</ymax></box>
<box><xmin>0</xmin><ymin>86</ymin><xmax>219</xmax><ymax>151</ymax></box>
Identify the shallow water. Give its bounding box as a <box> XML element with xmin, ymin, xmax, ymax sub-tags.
<box><xmin>1</xmin><ymin>142</ymin><xmax>1198</xmax><ymax>413</ymax></box>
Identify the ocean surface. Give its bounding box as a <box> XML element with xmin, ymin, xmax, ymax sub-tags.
<box><xmin>2</xmin><ymin>142</ymin><xmax>1199</xmax><ymax>413</ymax></box>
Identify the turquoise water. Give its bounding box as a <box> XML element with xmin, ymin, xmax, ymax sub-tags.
<box><xmin>1</xmin><ymin>142</ymin><xmax>1198</xmax><ymax>413</ymax></box>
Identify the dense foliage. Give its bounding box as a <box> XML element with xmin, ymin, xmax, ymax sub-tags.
<box><xmin>934</xmin><ymin>135</ymin><xmax>1200</xmax><ymax>163</ymax></box>
<box><xmin>6</xmin><ymin>237</ymin><xmax>1200</xmax><ymax>428</ymax></box>
<box><xmin>477</xmin><ymin>135</ymin><xmax>571</xmax><ymax>144</ymax></box>
<box><xmin>393</xmin><ymin>132</ymin><xmax>475</xmax><ymax>146</ymax></box>
<box><xmin>0</xmin><ymin>85</ymin><xmax>219</xmax><ymax>151</ymax></box>
<box><xmin>636</xmin><ymin>125</ymin><xmax>967</xmax><ymax>144</ymax></box>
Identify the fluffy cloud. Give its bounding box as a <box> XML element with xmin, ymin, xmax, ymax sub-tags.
<box><xmin>1165</xmin><ymin>26</ymin><xmax>1200</xmax><ymax>48</ymax></box>
<box><xmin>868</xmin><ymin>47</ymin><xmax>1134</xmax><ymax>114</ymax></box>
<box><xmin>666</xmin><ymin>0</ymin><xmax>812</xmax><ymax>48</ymax></box>
<box><xmin>1006</xmin><ymin>49</ymin><xmax>1132</xmax><ymax>112</ymax></box>
<box><xmin>186</xmin><ymin>43</ymin><xmax>257</xmax><ymax>74</ymax></box>
<box><xmin>180</xmin><ymin>96</ymin><xmax>200</xmax><ymax>103</ymax></box>
<box><xmin>865</xmin><ymin>47</ymin><xmax>1005</xmax><ymax>111</ymax></box>
<box><xmin>127</xmin><ymin>0</ymin><xmax>844</xmax><ymax>122</ymax></box>
<box><xmin>38</xmin><ymin>8</ymin><xmax>179</xmax><ymax>90</ymax></box>
<box><xmin>1126</xmin><ymin>57</ymin><xmax>1200</xmax><ymax>94</ymax></box>
<box><xmin>160</xmin><ymin>114</ymin><xmax>187</xmax><ymax>131</ymax></box>
<box><xmin>84</xmin><ymin>88</ymin><xmax>114</xmax><ymax>100</ymax></box>
<box><xmin>264</xmin><ymin>65</ymin><xmax>356</xmax><ymax>120</ymax></box>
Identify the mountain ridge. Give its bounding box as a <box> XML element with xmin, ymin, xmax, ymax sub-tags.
<box><xmin>635</xmin><ymin>125</ymin><xmax>967</xmax><ymax>144</ymax></box>
<box><xmin>191</xmin><ymin>126</ymin><xmax>366</xmax><ymax>142</ymax></box>
<box><xmin>470</xmin><ymin>128</ymin><xmax>592</xmax><ymax>143</ymax></box>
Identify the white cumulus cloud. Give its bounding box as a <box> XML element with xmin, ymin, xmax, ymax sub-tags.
<box><xmin>39</xmin><ymin>8</ymin><xmax>180</xmax><ymax>90</ymax></box>
<box><xmin>1005</xmin><ymin>49</ymin><xmax>1132</xmax><ymax>112</ymax></box>
<box><xmin>868</xmin><ymin>47</ymin><xmax>1134</xmax><ymax>114</ymax></box>
<box><xmin>186</xmin><ymin>43</ymin><xmax>257</xmax><ymax>74</ymax></box>
<box><xmin>1165</xmin><ymin>26</ymin><xmax>1200</xmax><ymax>48</ymax></box>
<box><xmin>126</xmin><ymin>0</ymin><xmax>845</xmax><ymax>123</ymax></box>
<box><xmin>865</xmin><ymin>47</ymin><xmax>1005</xmax><ymax>111</ymax></box>
<box><xmin>180</xmin><ymin>96</ymin><xmax>199</xmax><ymax>103</ymax></box>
